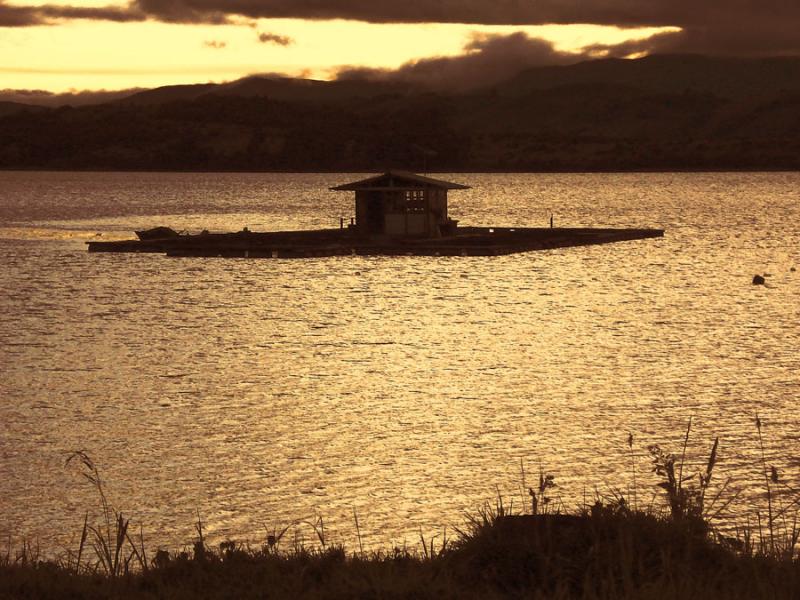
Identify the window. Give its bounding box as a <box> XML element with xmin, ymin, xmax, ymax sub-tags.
<box><xmin>405</xmin><ymin>190</ymin><xmax>426</xmax><ymax>213</ymax></box>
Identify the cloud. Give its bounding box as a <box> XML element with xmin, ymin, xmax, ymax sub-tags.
<box><xmin>0</xmin><ymin>3</ymin><xmax>39</xmax><ymax>26</ymax></box>
<box><xmin>130</xmin><ymin>0</ymin><xmax>680</xmax><ymax>27</ymax></box>
<box><xmin>115</xmin><ymin>0</ymin><xmax>800</xmax><ymax>52</ymax></box>
<box><xmin>337</xmin><ymin>32</ymin><xmax>609</xmax><ymax>91</ymax></box>
<box><xmin>649</xmin><ymin>21</ymin><xmax>800</xmax><ymax>56</ymax></box>
<box><xmin>37</xmin><ymin>3</ymin><xmax>145</xmax><ymax>23</ymax></box>
<box><xmin>203</xmin><ymin>39</ymin><xmax>227</xmax><ymax>49</ymax></box>
<box><xmin>0</xmin><ymin>1</ymin><xmax>145</xmax><ymax>26</ymax></box>
<box><xmin>257</xmin><ymin>31</ymin><xmax>292</xmax><ymax>45</ymax></box>
<box><xmin>336</xmin><ymin>27</ymin><xmax>790</xmax><ymax>92</ymax></box>
<box><xmin>130</xmin><ymin>0</ymin><xmax>231</xmax><ymax>24</ymax></box>
<box><xmin>3</xmin><ymin>0</ymin><xmax>800</xmax><ymax>58</ymax></box>
<box><xmin>0</xmin><ymin>0</ymin><xmax>225</xmax><ymax>26</ymax></box>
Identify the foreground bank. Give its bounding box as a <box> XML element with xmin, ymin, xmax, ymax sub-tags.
<box><xmin>3</xmin><ymin>504</ymin><xmax>800</xmax><ymax>599</ymax></box>
<box><xmin>4</xmin><ymin>435</ymin><xmax>800</xmax><ymax>600</ymax></box>
<box><xmin>4</xmin><ymin>427</ymin><xmax>797</xmax><ymax>598</ymax></box>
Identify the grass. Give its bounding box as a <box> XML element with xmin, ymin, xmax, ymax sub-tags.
<box><xmin>3</xmin><ymin>417</ymin><xmax>800</xmax><ymax>599</ymax></box>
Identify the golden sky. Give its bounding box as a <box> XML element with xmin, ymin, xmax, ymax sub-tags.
<box><xmin>1</xmin><ymin>0</ymin><xmax>672</xmax><ymax>92</ymax></box>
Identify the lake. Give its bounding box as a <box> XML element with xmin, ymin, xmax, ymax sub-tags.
<box><xmin>1</xmin><ymin>171</ymin><xmax>799</xmax><ymax>553</ymax></box>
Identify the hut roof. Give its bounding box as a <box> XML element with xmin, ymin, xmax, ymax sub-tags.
<box><xmin>330</xmin><ymin>171</ymin><xmax>470</xmax><ymax>191</ymax></box>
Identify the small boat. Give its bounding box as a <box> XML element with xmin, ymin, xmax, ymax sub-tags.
<box><xmin>135</xmin><ymin>226</ymin><xmax>180</xmax><ymax>241</ymax></box>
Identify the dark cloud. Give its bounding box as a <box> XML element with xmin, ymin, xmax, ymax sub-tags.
<box><xmin>0</xmin><ymin>1</ymin><xmax>145</xmax><ymax>26</ymax></box>
<box><xmin>4</xmin><ymin>0</ymin><xmax>800</xmax><ymax>58</ymax></box>
<box><xmin>0</xmin><ymin>2</ymin><xmax>42</xmax><ymax>26</ymax></box>
<box><xmin>1</xmin><ymin>0</ymin><xmax>796</xmax><ymax>29</ymax></box>
<box><xmin>37</xmin><ymin>4</ymin><xmax>145</xmax><ymax>22</ymax></box>
<box><xmin>130</xmin><ymin>0</ymin><xmax>231</xmax><ymax>24</ymax></box>
<box><xmin>257</xmin><ymin>31</ymin><xmax>292</xmax><ymax>46</ymax></box>
<box><xmin>0</xmin><ymin>0</ymin><xmax>224</xmax><ymax>26</ymax></box>
<box><xmin>203</xmin><ymin>39</ymin><xmax>227</xmax><ymax>49</ymax></box>
<box><xmin>336</xmin><ymin>27</ymin><xmax>795</xmax><ymax>91</ymax></box>
<box><xmin>653</xmin><ymin>21</ymin><xmax>800</xmax><ymax>56</ymax></box>
<box><xmin>337</xmin><ymin>33</ymin><xmax>607</xmax><ymax>91</ymax></box>
<box><xmin>581</xmin><ymin>31</ymin><xmax>685</xmax><ymax>60</ymax></box>
<box><xmin>130</xmin><ymin>0</ymin><xmax>684</xmax><ymax>27</ymax></box>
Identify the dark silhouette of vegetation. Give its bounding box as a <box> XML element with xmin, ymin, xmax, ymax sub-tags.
<box><xmin>4</xmin><ymin>55</ymin><xmax>800</xmax><ymax>172</ymax></box>
<box><xmin>3</xmin><ymin>417</ymin><xmax>800</xmax><ymax>598</ymax></box>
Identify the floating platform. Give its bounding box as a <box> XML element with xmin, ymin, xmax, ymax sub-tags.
<box><xmin>87</xmin><ymin>226</ymin><xmax>664</xmax><ymax>258</ymax></box>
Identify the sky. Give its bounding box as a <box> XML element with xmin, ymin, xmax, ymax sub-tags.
<box><xmin>1</xmin><ymin>0</ymin><xmax>798</xmax><ymax>94</ymax></box>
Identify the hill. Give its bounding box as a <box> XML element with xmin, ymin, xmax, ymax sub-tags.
<box><xmin>497</xmin><ymin>54</ymin><xmax>800</xmax><ymax>99</ymax></box>
<box><xmin>0</xmin><ymin>101</ymin><xmax>47</xmax><ymax>117</ymax></box>
<box><xmin>2</xmin><ymin>54</ymin><xmax>800</xmax><ymax>171</ymax></box>
<box><xmin>119</xmin><ymin>76</ymin><xmax>416</xmax><ymax>106</ymax></box>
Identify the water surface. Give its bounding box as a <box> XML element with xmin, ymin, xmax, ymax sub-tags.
<box><xmin>1</xmin><ymin>171</ymin><xmax>799</xmax><ymax>552</ymax></box>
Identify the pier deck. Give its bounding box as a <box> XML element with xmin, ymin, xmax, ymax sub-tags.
<box><xmin>87</xmin><ymin>226</ymin><xmax>664</xmax><ymax>258</ymax></box>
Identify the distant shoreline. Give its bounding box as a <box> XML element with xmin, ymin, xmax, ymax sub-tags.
<box><xmin>2</xmin><ymin>167</ymin><xmax>800</xmax><ymax>175</ymax></box>
<box><xmin>5</xmin><ymin>55</ymin><xmax>800</xmax><ymax>178</ymax></box>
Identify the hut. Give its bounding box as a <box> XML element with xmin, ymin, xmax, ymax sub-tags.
<box><xmin>331</xmin><ymin>171</ymin><xmax>470</xmax><ymax>238</ymax></box>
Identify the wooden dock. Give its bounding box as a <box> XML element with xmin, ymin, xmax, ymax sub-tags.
<box><xmin>87</xmin><ymin>226</ymin><xmax>664</xmax><ymax>258</ymax></box>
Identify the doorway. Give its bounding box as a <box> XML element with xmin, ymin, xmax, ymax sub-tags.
<box><xmin>365</xmin><ymin>192</ymin><xmax>385</xmax><ymax>234</ymax></box>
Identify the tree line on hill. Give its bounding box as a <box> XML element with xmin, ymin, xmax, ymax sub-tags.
<box><xmin>2</xmin><ymin>55</ymin><xmax>800</xmax><ymax>172</ymax></box>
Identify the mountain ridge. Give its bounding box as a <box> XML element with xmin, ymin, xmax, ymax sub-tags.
<box><xmin>2</xmin><ymin>54</ymin><xmax>800</xmax><ymax>171</ymax></box>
